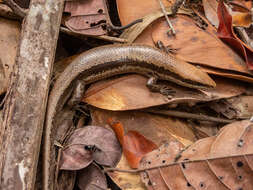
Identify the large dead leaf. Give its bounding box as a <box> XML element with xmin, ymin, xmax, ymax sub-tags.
<box><xmin>78</xmin><ymin>163</ymin><xmax>107</xmax><ymax>190</ymax></box>
<box><xmin>64</xmin><ymin>0</ymin><xmax>108</xmax><ymax>36</ymax></box>
<box><xmin>60</xmin><ymin>126</ymin><xmax>121</xmax><ymax>169</ymax></box>
<box><xmin>199</xmin><ymin>76</ymin><xmax>246</xmax><ymax>99</ymax></box>
<box><xmin>83</xmin><ymin>74</ymin><xmax>211</xmax><ymax>111</ymax></box>
<box><xmin>151</xmin><ymin>15</ymin><xmax>252</xmax><ymax>76</ymax></box>
<box><xmin>139</xmin><ymin>120</ymin><xmax>253</xmax><ymax>189</ymax></box>
<box><xmin>116</xmin><ymin>0</ymin><xmax>172</xmax><ymax>25</ymax></box>
<box><xmin>217</xmin><ymin>1</ymin><xmax>253</xmax><ymax>70</ymax></box>
<box><xmin>84</xmin><ymin>74</ymin><xmax>245</xmax><ymax>111</ymax></box>
<box><xmin>0</xmin><ymin>18</ymin><xmax>20</xmax><ymax>95</ymax></box>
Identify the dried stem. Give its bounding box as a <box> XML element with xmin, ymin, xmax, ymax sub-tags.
<box><xmin>143</xmin><ymin>109</ymin><xmax>237</xmax><ymax>123</ymax></box>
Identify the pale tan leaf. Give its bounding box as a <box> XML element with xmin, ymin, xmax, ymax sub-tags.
<box><xmin>203</xmin><ymin>0</ymin><xmax>219</xmax><ymax>28</ymax></box>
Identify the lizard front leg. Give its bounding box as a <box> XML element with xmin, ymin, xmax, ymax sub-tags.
<box><xmin>146</xmin><ymin>77</ymin><xmax>176</xmax><ymax>99</ymax></box>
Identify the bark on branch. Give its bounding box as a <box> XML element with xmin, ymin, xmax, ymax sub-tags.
<box><xmin>0</xmin><ymin>0</ymin><xmax>64</xmax><ymax>189</ymax></box>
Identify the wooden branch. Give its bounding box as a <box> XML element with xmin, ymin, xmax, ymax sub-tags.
<box><xmin>0</xmin><ymin>0</ymin><xmax>64</xmax><ymax>189</ymax></box>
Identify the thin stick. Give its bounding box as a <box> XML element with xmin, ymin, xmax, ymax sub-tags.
<box><xmin>104</xmin><ymin>152</ymin><xmax>253</xmax><ymax>173</ymax></box>
<box><xmin>144</xmin><ymin>109</ymin><xmax>237</xmax><ymax>123</ymax></box>
<box><xmin>158</xmin><ymin>0</ymin><xmax>176</xmax><ymax>35</ymax></box>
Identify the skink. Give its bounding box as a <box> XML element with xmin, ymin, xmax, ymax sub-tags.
<box><xmin>43</xmin><ymin>44</ymin><xmax>215</xmax><ymax>190</ymax></box>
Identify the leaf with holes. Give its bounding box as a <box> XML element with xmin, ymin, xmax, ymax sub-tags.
<box><xmin>139</xmin><ymin>120</ymin><xmax>253</xmax><ymax>189</ymax></box>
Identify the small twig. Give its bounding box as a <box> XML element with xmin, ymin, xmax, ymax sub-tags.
<box><xmin>143</xmin><ymin>109</ymin><xmax>237</xmax><ymax>123</ymax></box>
<box><xmin>3</xmin><ymin>0</ymin><xmax>28</xmax><ymax>18</ymax></box>
<box><xmin>104</xmin><ymin>152</ymin><xmax>253</xmax><ymax>173</ymax></box>
<box><xmin>158</xmin><ymin>0</ymin><xmax>176</xmax><ymax>35</ymax></box>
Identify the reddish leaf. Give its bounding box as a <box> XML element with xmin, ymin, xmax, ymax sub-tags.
<box><xmin>108</xmin><ymin>120</ymin><xmax>158</xmax><ymax>168</ymax></box>
<box><xmin>107</xmin><ymin>118</ymin><xmax>125</xmax><ymax>145</ymax></box>
<box><xmin>217</xmin><ymin>1</ymin><xmax>253</xmax><ymax>70</ymax></box>
<box><xmin>123</xmin><ymin>131</ymin><xmax>158</xmax><ymax>168</ymax></box>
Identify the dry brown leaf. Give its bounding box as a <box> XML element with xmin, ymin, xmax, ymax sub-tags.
<box><xmin>116</xmin><ymin>0</ymin><xmax>171</xmax><ymax>25</ymax></box>
<box><xmin>57</xmin><ymin>171</ymin><xmax>76</xmax><ymax>190</ymax></box>
<box><xmin>232</xmin><ymin>12</ymin><xmax>252</xmax><ymax>27</ymax></box>
<box><xmin>84</xmin><ymin>74</ymin><xmax>245</xmax><ymax>111</ymax></box>
<box><xmin>203</xmin><ymin>0</ymin><xmax>219</xmax><ymax>27</ymax></box>
<box><xmin>139</xmin><ymin>120</ymin><xmax>253</xmax><ymax>189</ymax></box>
<box><xmin>83</xmin><ymin>74</ymin><xmax>211</xmax><ymax>111</ymax></box>
<box><xmin>108</xmin><ymin>155</ymin><xmax>146</xmax><ymax>190</ymax></box>
<box><xmin>199</xmin><ymin>65</ymin><xmax>253</xmax><ymax>83</ymax></box>
<box><xmin>140</xmin><ymin>141</ymin><xmax>186</xmax><ymax>190</ymax></box>
<box><xmin>64</xmin><ymin>0</ymin><xmax>108</xmax><ymax>36</ymax></box>
<box><xmin>78</xmin><ymin>163</ymin><xmax>107</xmax><ymax>190</ymax></box>
<box><xmin>200</xmin><ymin>76</ymin><xmax>246</xmax><ymax>99</ymax></box>
<box><xmin>210</xmin><ymin>95</ymin><xmax>253</xmax><ymax>119</ymax></box>
<box><xmin>60</xmin><ymin>126</ymin><xmax>122</xmax><ymax>169</ymax></box>
<box><xmin>91</xmin><ymin>107</ymin><xmax>195</xmax><ymax>189</ymax></box>
<box><xmin>0</xmin><ymin>18</ymin><xmax>20</xmax><ymax>95</ymax></box>
<box><xmin>151</xmin><ymin>15</ymin><xmax>251</xmax><ymax>76</ymax></box>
